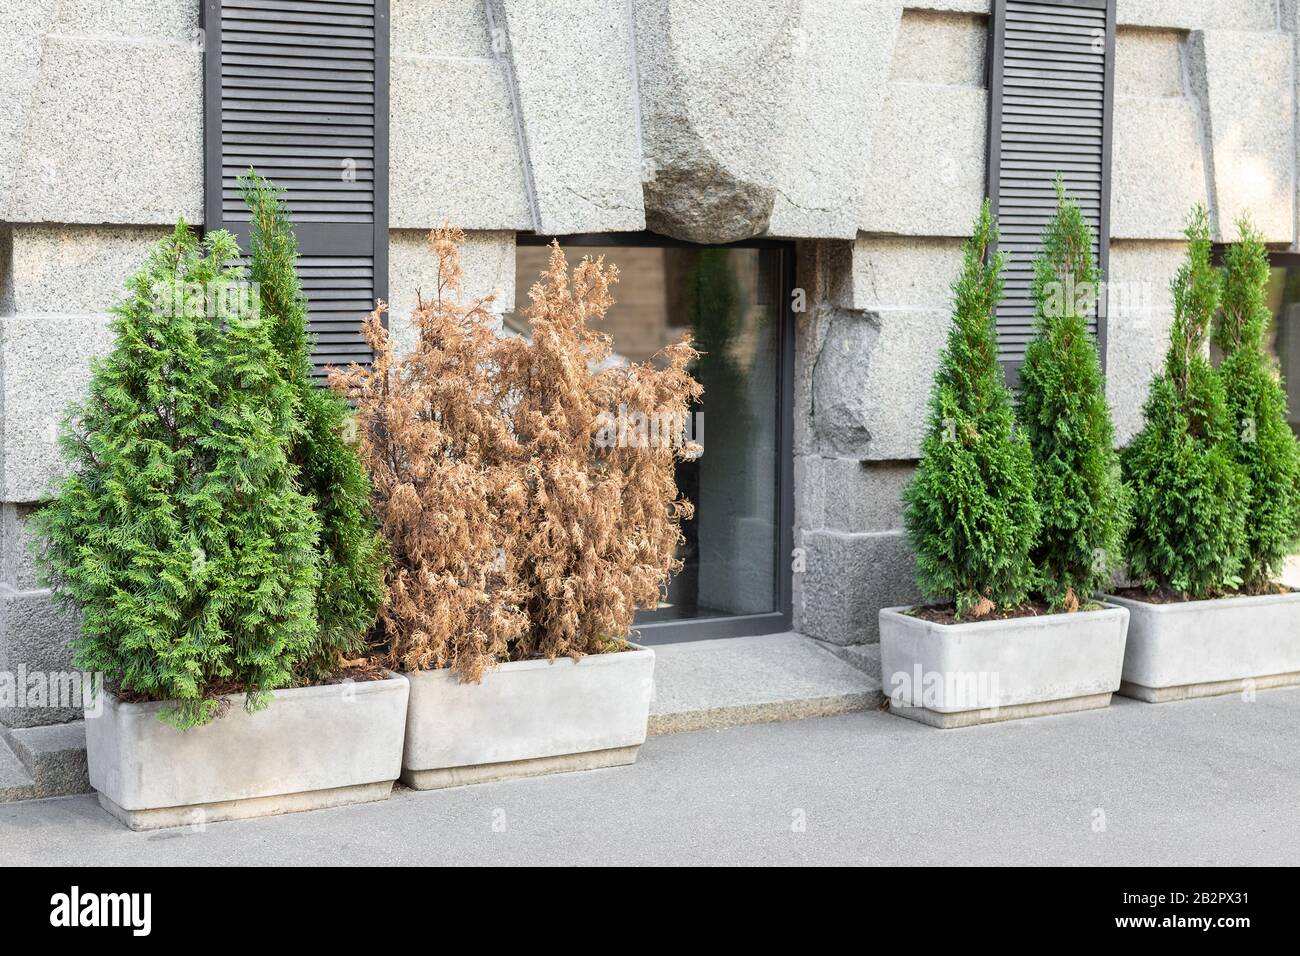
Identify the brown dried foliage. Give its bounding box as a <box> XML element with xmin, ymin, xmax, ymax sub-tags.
<box><xmin>331</xmin><ymin>228</ymin><xmax>701</xmax><ymax>680</ymax></box>
<box><xmin>498</xmin><ymin>241</ymin><xmax>702</xmax><ymax>663</ymax></box>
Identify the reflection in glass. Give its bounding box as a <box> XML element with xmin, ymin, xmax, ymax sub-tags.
<box><xmin>510</xmin><ymin>245</ymin><xmax>782</xmax><ymax>623</ymax></box>
<box><xmin>1268</xmin><ymin>266</ymin><xmax>1300</xmax><ymax>438</ymax></box>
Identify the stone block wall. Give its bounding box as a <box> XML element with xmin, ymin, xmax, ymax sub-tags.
<box><xmin>1</xmin><ymin>0</ymin><xmax>206</xmax><ymax>735</ymax></box>
<box><xmin>791</xmin><ymin>1</ymin><xmax>1299</xmax><ymax>644</ymax></box>
<box><xmin>0</xmin><ymin>0</ymin><xmax>1297</xmax><ymax>730</ymax></box>
<box><xmin>0</xmin><ymin>223</ymin><xmax>165</xmax><ymax>728</ymax></box>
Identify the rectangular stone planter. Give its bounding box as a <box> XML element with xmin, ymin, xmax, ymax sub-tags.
<box><xmin>878</xmin><ymin>604</ymin><xmax>1129</xmax><ymax>728</ymax></box>
<box><xmin>1104</xmin><ymin>591</ymin><xmax>1300</xmax><ymax>702</ymax></box>
<box><xmin>401</xmin><ymin>645</ymin><xmax>654</xmax><ymax>789</ymax></box>
<box><xmin>85</xmin><ymin>674</ymin><xmax>409</xmax><ymax>830</ymax></box>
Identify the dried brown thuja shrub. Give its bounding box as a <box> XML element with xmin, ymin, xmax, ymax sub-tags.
<box><xmin>497</xmin><ymin>242</ymin><xmax>702</xmax><ymax>662</ymax></box>
<box><xmin>334</xmin><ymin>229</ymin><xmax>700</xmax><ymax>678</ymax></box>
<box><xmin>331</xmin><ymin>228</ymin><xmax>528</xmax><ymax>680</ymax></box>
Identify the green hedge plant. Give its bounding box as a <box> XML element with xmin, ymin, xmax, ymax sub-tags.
<box><xmin>1122</xmin><ymin>205</ymin><xmax>1248</xmax><ymax>597</ymax></box>
<box><xmin>1214</xmin><ymin>215</ymin><xmax>1300</xmax><ymax>592</ymax></box>
<box><xmin>904</xmin><ymin>200</ymin><xmax>1040</xmax><ymax>619</ymax></box>
<box><xmin>35</xmin><ymin>224</ymin><xmax>321</xmax><ymax>728</ymax></box>
<box><xmin>239</xmin><ymin>172</ymin><xmax>387</xmax><ymax>675</ymax></box>
<box><xmin>1016</xmin><ymin>180</ymin><xmax>1129</xmax><ymax>610</ymax></box>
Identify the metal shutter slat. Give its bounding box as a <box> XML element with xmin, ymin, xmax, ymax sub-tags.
<box><xmin>221</xmin><ymin>173</ymin><xmax>376</xmax><ymax>187</ymax></box>
<box><xmin>223</xmin><ymin>31</ymin><xmax>374</xmax><ymax>51</ymax></box>
<box><xmin>1003</xmin><ymin>88</ymin><xmax>1103</xmax><ymax>104</ymax></box>
<box><xmin>223</xmin><ymin>131</ymin><xmax>374</xmax><ymax>148</ymax></box>
<box><xmin>1003</xmin><ymin>72</ymin><xmax>1104</xmax><ymax>89</ymax></box>
<box><xmin>224</xmin><ymin>0</ymin><xmax>375</xmax><ymax>16</ymax></box>
<box><xmin>221</xmin><ymin>53</ymin><xmax>376</xmax><ymax>74</ymax></box>
<box><xmin>222</xmin><ymin>74</ymin><xmax>374</xmax><ymax>92</ymax></box>
<box><xmin>223</xmin><ymin>26</ymin><xmax>374</xmax><ymax>44</ymax></box>
<box><xmin>224</xmin><ymin>99</ymin><xmax>375</xmax><ymax>115</ymax></box>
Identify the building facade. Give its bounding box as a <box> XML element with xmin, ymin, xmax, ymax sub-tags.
<box><xmin>1</xmin><ymin>0</ymin><xmax>1298</xmax><ymax>794</ymax></box>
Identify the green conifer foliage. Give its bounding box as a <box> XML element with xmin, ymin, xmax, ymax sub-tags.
<box><xmin>1122</xmin><ymin>205</ymin><xmax>1248</xmax><ymax>597</ymax></box>
<box><xmin>239</xmin><ymin>172</ymin><xmax>387</xmax><ymax>675</ymax></box>
<box><xmin>1016</xmin><ymin>180</ymin><xmax>1129</xmax><ymax>609</ymax></box>
<box><xmin>904</xmin><ymin>201</ymin><xmax>1040</xmax><ymax>618</ymax></box>
<box><xmin>34</xmin><ymin>224</ymin><xmax>321</xmax><ymax>728</ymax></box>
<box><xmin>1214</xmin><ymin>216</ymin><xmax>1300</xmax><ymax>591</ymax></box>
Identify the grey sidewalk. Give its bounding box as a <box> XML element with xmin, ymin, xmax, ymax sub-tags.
<box><xmin>3</xmin><ymin>687</ymin><xmax>1298</xmax><ymax>866</ymax></box>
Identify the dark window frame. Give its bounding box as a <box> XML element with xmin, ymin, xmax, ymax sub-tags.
<box><xmin>986</xmin><ymin>0</ymin><xmax>1117</xmax><ymax>384</ymax></box>
<box><xmin>516</xmin><ymin>231</ymin><xmax>796</xmax><ymax>644</ymax></box>
<box><xmin>1211</xmin><ymin>245</ymin><xmax>1300</xmax><ymax>272</ymax></box>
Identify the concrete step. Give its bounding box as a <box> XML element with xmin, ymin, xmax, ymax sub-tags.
<box><xmin>0</xmin><ymin>720</ymin><xmax>89</xmax><ymax>801</ymax></box>
<box><xmin>820</xmin><ymin>640</ymin><xmax>882</xmax><ymax>682</ymax></box>
<box><xmin>648</xmin><ymin>631</ymin><xmax>882</xmax><ymax>735</ymax></box>
<box><xmin>0</xmin><ymin>738</ymin><xmax>37</xmax><ymax>803</ymax></box>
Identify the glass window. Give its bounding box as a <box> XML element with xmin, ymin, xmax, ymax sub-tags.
<box><xmin>1261</xmin><ymin>261</ymin><xmax>1300</xmax><ymax>587</ymax></box>
<box><xmin>510</xmin><ymin>243</ymin><xmax>787</xmax><ymax>634</ymax></box>
<box><xmin>1265</xmin><ymin>263</ymin><xmax>1300</xmax><ymax>438</ymax></box>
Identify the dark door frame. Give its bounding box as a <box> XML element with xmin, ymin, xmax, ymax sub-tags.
<box><xmin>516</xmin><ymin>231</ymin><xmax>796</xmax><ymax>644</ymax></box>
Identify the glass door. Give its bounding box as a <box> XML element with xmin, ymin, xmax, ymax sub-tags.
<box><xmin>510</xmin><ymin>236</ymin><xmax>794</xmax><ymax>642</ymax></box>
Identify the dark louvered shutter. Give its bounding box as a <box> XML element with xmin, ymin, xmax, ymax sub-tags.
<box><xmin>202</xmin><ymin>0</ymin><xmax>389</xmax><ymax>380</ymax></box>
<box><xmin>987</xmin><ymin>0</ymin><xmax>1115</xmax><ymax>381</ymax></box>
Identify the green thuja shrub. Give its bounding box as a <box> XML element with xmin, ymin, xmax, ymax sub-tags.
<box><xmin>904</xmin><ymin>200</ymin><xmax>1040</xmax><ymax>618</ymax></box>
<box><xmin>239</xmin><ymin>172</ymin><xmax>387</xmax><ymax>676</ymax></box>
<box><xmin>1214</xmin><ymin>216</ymin><xmax>1300</xmax><ymax>591</ymax></box>
<box><xmin>1016</xmin><ymin>180</ymin><xmax>1129</xmax><ymax>609</ymax></box>
<box><xmin>34</xmin><ymin>224</ymin><xmax>321</xmax><ymax>728</ymax></box>
<box><xmin>1122</xmin><ymin>205</ymin><xmax>1248</xmax><ymax>597</ymax></box>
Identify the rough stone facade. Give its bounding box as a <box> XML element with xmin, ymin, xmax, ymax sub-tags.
<box><xmin>0</xmin><ymin>0</ymin><xmax>1297</xmax><ymax>744</ymax></box>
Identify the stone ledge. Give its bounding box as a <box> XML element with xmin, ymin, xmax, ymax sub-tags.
<box><xmin>0</xmin><ymin>738</ymin><xmax>35</xmax><ymax>802</ymax></box>
<box><xmin>794</xmin><ymin>529</ymin><xmax>921</xmax><ymax>645</ymax></box>
<box><xmin>389</xmin><ymin>56</ymin><xmax>531</xmax><ymax>232</ymax></box>
<box><xmin>0</xmin><ymin>34</ymin><xmax>202</xmax><ymax>225</ymax></box>
<box><xmin>819</xmin><ymin>641</ymin><xmax>882</xmax><ymax>682</ymax></box>
<box><xmin>1117</xmin><ymin>0</ymin><xmax>1276</xmax><ymax>31</ymax></box>
<box><xmin>0</xmin><ymin>720</ymin><xmax>88</xmax><ymax>800</ymax></box>
<box><xmin>1109</xmin><ymin>96</ymin><xmax>1208</xmax><ymax>241</ymax></box>
<box><xmin>1</xmin><ymin>312</ymin><xmax>116</xmax><ymax>502</ymax></box>
<box><xmin>1189</xmin><ymin>29</ymin><xmax>1295</xmax><ymax>243</ymax></box>
<box><xmin>860</xmin><ymin>82</ymin><xmax>987</xmax><ymax>238</ymax></box>
<box><xmin>795</xmin><ymin>456</ymin><xmax>913</xmax><ymax>534</ymax></box>
<box><xmin>0</xmin><ymin>586</ymin><xmax>83</xmax><ymax>729</ymax></box>
<box><xmin>492</xmin><ymin>0</ymin><xmax>646</xmax><ymax>235</ymax></box>
<box><xmin>648</xmin><ymin>631</ymin><xmax>882</xmax><ymax>735</ymax></box>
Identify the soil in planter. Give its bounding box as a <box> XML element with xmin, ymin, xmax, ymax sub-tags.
<box><xmin>906</xmin><ymin>598</ymin><xmax>1105</xmax><ymax>626</ymax></box>
<box><xmin>1112</xmin><ymin>583</ymin><xmax>1298</xmax><ymax>605</ymax></box>
<box><xmin>108</xmin><ymin>663</ymin><xmax>391</xmax><ymax>706</ymax></box>
<box><xmin>371</xmin><ymin>635</ymin><xmax>639</xmax><ymax>671</ymax></box>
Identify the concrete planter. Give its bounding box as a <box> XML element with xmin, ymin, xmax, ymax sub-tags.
<box><xmin>85</xmin><ymin>674</ymin><xmax>409</xmax><ymax>830</ymax></box>
<box><xmin>878</xmin><ymin>604</ymin><xmax>1129</xmax><ymax>728</ymax></box>
<box><xmin>1104</xmin><ymin>591</ymin><xmax>1300</xmax><ymax>701</ymax></box>
<box><xmin>401</xmin><ymin>645</ymin><xmax>654</xmax><ymax>789</ymax></box>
